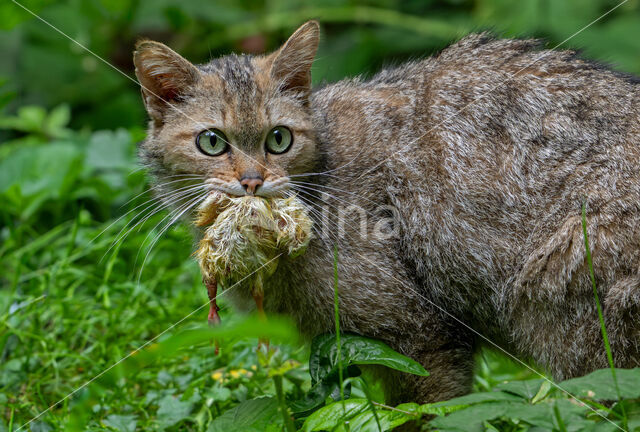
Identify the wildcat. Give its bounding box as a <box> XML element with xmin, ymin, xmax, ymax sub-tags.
<box><xmin>133</xmin><ymin>21</ymin><xmax>640</xmax><ymax>404</ymax></box>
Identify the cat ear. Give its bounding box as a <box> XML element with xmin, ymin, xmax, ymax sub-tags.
<box><xmin>270</xmin><ymin>21</ymin><xmax>320</xmax><ymax>100</ymax></box>
<box><xmin>133</xmin><ymin>40</ymin><xmax>200</xmax><ymax>123</ymax></box>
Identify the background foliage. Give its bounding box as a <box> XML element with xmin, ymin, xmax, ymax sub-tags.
<box><xmin>1</xmin><ymin>0</ymin><xmax>640</xmax><ymax>431</ymax></box>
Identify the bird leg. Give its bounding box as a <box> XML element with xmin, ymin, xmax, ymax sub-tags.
<box><xmin>252</xmin><ymin>274</ymin><xmax>269</xmax><ymax>350</ymax></box>
<box><xmin>206</xmin><ymin>278</ymin><xmax>220</xmax><ymax>355</ymax></box>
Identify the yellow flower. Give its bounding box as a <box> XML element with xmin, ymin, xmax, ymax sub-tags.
<box><xmin>211</xmin><ymin>371</ymin><xmax>224</xmax><ymax>381</ymax></box>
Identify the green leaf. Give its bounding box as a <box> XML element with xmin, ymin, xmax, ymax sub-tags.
<box><xmin>500</xmin><ymin>399</ymin><xmax>591</xmax><ymax>431</ymax></box>
<box><xmin>531</xmin><ymin>381</ymin><xmax>552</xmax><ymax>404</ymax></box>
<box><xmin>43</xmin><ymin>104</ymin><xmax>71</xmax><ymax>137</ymax></box>
<box><xmin>340</xmin><ymin>408</ymin><xmax>417</xmax><ymax>432</ymax></box>
<box><xmin>427</xmin><ymin>389</ymin><xmax>523</xmax><ymax>409</ymax></box>
<box><xmin>85</xmin><ymin>129</ymin><xmax>134</xmax><ymax>171</ymax></box>
<box><xmin>102</xmin><ymin>414</ymin><xmax>137</xmax><ymax>432</ymax></box>
<box><xmin>428</xmin><ymin>401</ymin><xmax>520</xmax><ymax>432</ymax></box>
<box><xmin>29</xmin><ymin>421</ymin><xmax>53</xmax><ymax>432</ymax></box>
<box><xmin>309</xmin><ymin>333</ymin><xmax>429</xmax><ymax>384</ymax></box>
<box><xmin>302</xmin><ymin>399</ymin><xmax>370</xmax><ymax>431</ymax></box>
<box><xmin>0</xmin><ymin>142</ymin><xmax>83</xmax><ymax>218</ymax></box>
<box><xmin>207</xmin><ymin>397</ymin><xmax>282</xmax><ymax>432</ymax></box>
<box><xmin>494</xmin><ymin>379</ymin><xmax>546</xmax><ymax>399</ymax></box>
<box><xmin>560</xmin><ymin>368</ymin><xmax>640</xmax><ymax>400</ymax></box>
<box><xmin>156</xmin><ymin>394</ymin><xmax>194</xmax><ymax>430</ymax></box>
<box><xmin>15</xmin><ymin>105</ymin><xmax>47</xmax><ymax>132</ymax></box>
<box><xmin>292</xmin><ymin>333</ymin><xmax>428</xmax><ymax>414</ymax></box>
<box><xmin>206</xmin><ymin>384</ymin><xmax>232</xmax><ymax>403</ymax></box>
<box><xmin>289</xmin><ymin>375</ymin><xmax>344</xmax><ymax>414</ymax></box>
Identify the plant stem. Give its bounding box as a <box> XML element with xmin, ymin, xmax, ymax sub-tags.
<box><xmin>553</xmin><ymin>402</ymin><xmax>567</xmax><ymax>432</ymax></box>
<box><xmin>273</xmin><ymin>375</ymin><xmax>296</xmax><ymax>432</ymax></box>
<box><xmin>581</xmin><ymin>201</ymin><xmax>627</xmax><ymax>428</ymax></box>
<box><xmin>334</xmin><ymin>245</ymin><xmax>349</xmax><ymax>431</ymax></box>
<box><xmin>360</xmin><ymin>378</ymin><xmax>383</xmax><ymax>431</ymax></box>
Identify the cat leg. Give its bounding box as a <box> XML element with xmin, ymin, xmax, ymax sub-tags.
<box><xmin>603</xmin><ymin>275</ymin><xmax>640</xmax><ymax>369</ymax></box>
<box><xmin>382</xmin><ymin>345</ymin><xmax>475</xmax><ymax>406</ymax></box>
<box><xmin>374</xmin><ymin>345</ymin><xmax>474</xmax><ymax>432</ymax></box>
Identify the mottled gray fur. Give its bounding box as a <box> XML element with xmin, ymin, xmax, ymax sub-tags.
<box><xmin>134</xmin><ymin>23</ymin><xmax>640</xmax><ymax>404</ymax></box>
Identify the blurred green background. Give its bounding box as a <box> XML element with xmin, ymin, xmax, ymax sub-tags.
<box><xmin>1</xmin><ymin>0</ymin><xmax>640</xmax><ymax>430</ymax></box>
<box><xmin>1</xmin><ymin>0</ymin><xmax>639</xmax><ymax>132</ymax></box>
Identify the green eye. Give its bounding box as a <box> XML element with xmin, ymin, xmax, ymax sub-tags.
<box><xmin>196</xmin><ymin>129</ymin><xmax>229</xmax><ymax>156</ymax></box>
<box><xmin>265</xmin><ymin>126</ymin><xmax>293</xmax><ymax>154</ymax></box>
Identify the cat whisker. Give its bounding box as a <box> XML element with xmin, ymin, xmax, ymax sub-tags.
<box><xmin>101</xmin><ymin>185</ymin><xmax>207</xmax><ymax>262</ymax></box>
<box><xmin>289</xmin><ymin>189</ymin><xmax>363</xmax><ymax>248</ymax></box>
<box><xmin>283</xmin><ymin>191</ymin><xmax>336</xmax><ymax>250</ymax></box>
<box><xmin>133</xmin><ymin>190</ymin><xmax>206</xmax><ymax>269</ymax></box>
<box><xmin>289</xmin><ymin>182</ymin><xmax>381</xmax><ymax>221</ymax></box>
<box><xmin>292</xmin><ymin>188</ymin><xmax>369</xmax><ymax>243</ymax></box>
<box><xmin>288</xmin><ymin>180</ymin><xmax>382</xmax><ymax>211</ymax></box>
<box><xmin>90</xmin><ymin>178</ymin><xmax>205</xmax><ymax>246</ymax></box>
<box><xmin>136</xmin><ymin>191</ymin><xmax>209</xmax><ymax>282</ymax></box>
<box><xmin>118</xmin><ymin>176</ymin><xmax>205</xmax><ymax>210</ymax></box>
<box><xmin>288</xmin><ymin>172</ymin><xmax>345</xmax><ymax>181</ymax></box>
<box><xmin>130</xmin><ymin>185</ymin><xmax>208</xmax><ymax>237</ymax></box>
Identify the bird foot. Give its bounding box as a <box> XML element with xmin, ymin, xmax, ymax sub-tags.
<box><xmin>206</xmin><ymin>279</ymin><xmax>220</xmax><ymax>355</ymax></box>
<box><xmin>252</xmin><ymin>287</ymin><xmax>269</xmax><ymax>351</ymax></box>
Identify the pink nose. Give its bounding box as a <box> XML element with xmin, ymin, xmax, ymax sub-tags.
<box><xmin>240</xmin><ymin>177</ymin><xmax>263</xmax><ymax>195</ymax></box>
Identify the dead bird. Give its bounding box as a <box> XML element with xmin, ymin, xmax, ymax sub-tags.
<box><xmin>194</xmin><ymin>192</ymin><xmax>312</xmax><ymax>331</ymax></box>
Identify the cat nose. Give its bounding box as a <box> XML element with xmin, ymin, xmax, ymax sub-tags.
<box><xmin>240</xmin><ymin>176</ymin><xmax>263</xmax><ymax>195</ymax></box>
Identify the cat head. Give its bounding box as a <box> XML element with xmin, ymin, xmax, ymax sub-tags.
<box><xmin>133</xmin><ymin>21</ymin><xmax>320</xmax><ymax>203</ymax></box>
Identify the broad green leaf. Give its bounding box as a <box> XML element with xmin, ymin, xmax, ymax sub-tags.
<box><xmin>102</xmin><ymin>414</ymin><xmax>137</xmax><ymax>432</ymax></box>
<box><xmin>302</xmin><ymin>399</ymin><xmax>370</xmax><ymax>431</ymax></box>
<box><xmin>0</xmin><ymin>141</ymin><xmax>84</xmax><ymax>218</ymax></box>
<box><xmin>293</xmin><ymin>333</ymin><xmax>427</xmax><ymax>414</ymax></box>
<box><xmin>43</xmin><ymin>104</ymin><xmax>71</xmax><ymax>138</ymax></box>
<box><xmin>560</xmin><ymin>368</ymin><xmax>640</xmax><ymax>400</ymax></box>
<box><xmin>85</xmin><ymin>129</ymin><xmax>134</xmax><ymax>171</ymax></box>
<box><xmin>0</xmin><ymin>105</ymin><xmax>47</xmax><ymax>133</ymax></box>
<box><xmin>494</xmin><ymin>379</ymin><xmax>545</xmax><ymax>399</ymax></box>
<box><xmin>29</xmin><ymin>421</ymin><xmax>53</xmax><ymax>432</ymax></box>
<box><xmin>531</xmin><ymin>381</ymin><xmax>552</xmax><ymax>404</ymax></box>
<box><xmin>207</xmin><ymin>397</ymin><xmax>282</xmax><ymax>432</ymax></box>
<box><xmin>289</xmin><ymin>375</ymin><xmax>343</xmax><ymax>414</ymax></box>
<box><xmin>428</xmin><ymin>401</ymin><xmax>520</xmax><ymax>432</ymax></box>
<box><xmin>206</xmin><ymin>385</ymin><xmax>232</xmax><ymax>403</ymax></box>
<box><xmin>428</xmin><ymin>389</ymin><xmax>523</xmax><ymax>408</ymax></box>
<box><xmin>335</xmin><ymin>404</ymin><xmax>420</xmax><ymax>432</ymax></box>
<box><xmin>499</xmin><ymin>399</ymin><xmax>592</xmax><ymax>431</ymax></box>
<box><xmin>309</xmin><ymin>333</ymin><xmax>429</xmax><ymax>384</ymax></box>
<box><xmin>156</xmin><ymin>394</ymin><xmax>193</xmax><ymax>430</ymax></box>
<box><xmin>419</xmin><ymin>390</ymin><xmax>523</xmax><ymax>417</ymax></box>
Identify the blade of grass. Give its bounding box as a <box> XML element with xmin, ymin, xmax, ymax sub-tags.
<box><xmin>274</xmin><ymin>374</ymin><xmax>296</xmax><ymax>432</ymax></box>
<box><xmin>333</xmin><ymin>245</ymin><xmax>349</xmax><ymax>431</ymax></box>
<box><xmin>357</xmin><ymin>377</ymin><xmax>383</xmax><ymax>431</ymax></box>
<box><xmin>553</xmin><ymin>402</ymin><xmax>567</xmax><ymax>432</ymax></box>
<box><xmin>581</xmin><ymin>201</ymin><xmax>627</xmax><ymax>428</ymax></box>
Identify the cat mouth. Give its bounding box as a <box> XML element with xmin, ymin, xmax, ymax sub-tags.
<box><xmin>204</xmin><ymin>179</ymin><xmax>291</xmax><ymax>200</ymax></box>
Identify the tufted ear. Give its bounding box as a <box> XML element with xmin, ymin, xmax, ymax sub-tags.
<box><xmin>270</xmin><ymin>21</ymin><xmax>320</xmax><ymax>101</ymax></box>
<box><xmin>133</xmin><ymin>40</ymin><xmax>200</xmax><ymax>123</ymax></box>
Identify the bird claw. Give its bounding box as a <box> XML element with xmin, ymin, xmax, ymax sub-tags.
<box><xmin>206</xmin><ymin>279</ymin><xmax>221</xmax><ymax>355</ymax></box>
<box><xmin>252</xmin><ymin>285</ymin><xmax>269</xmax><ymax>351</ymax></box>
